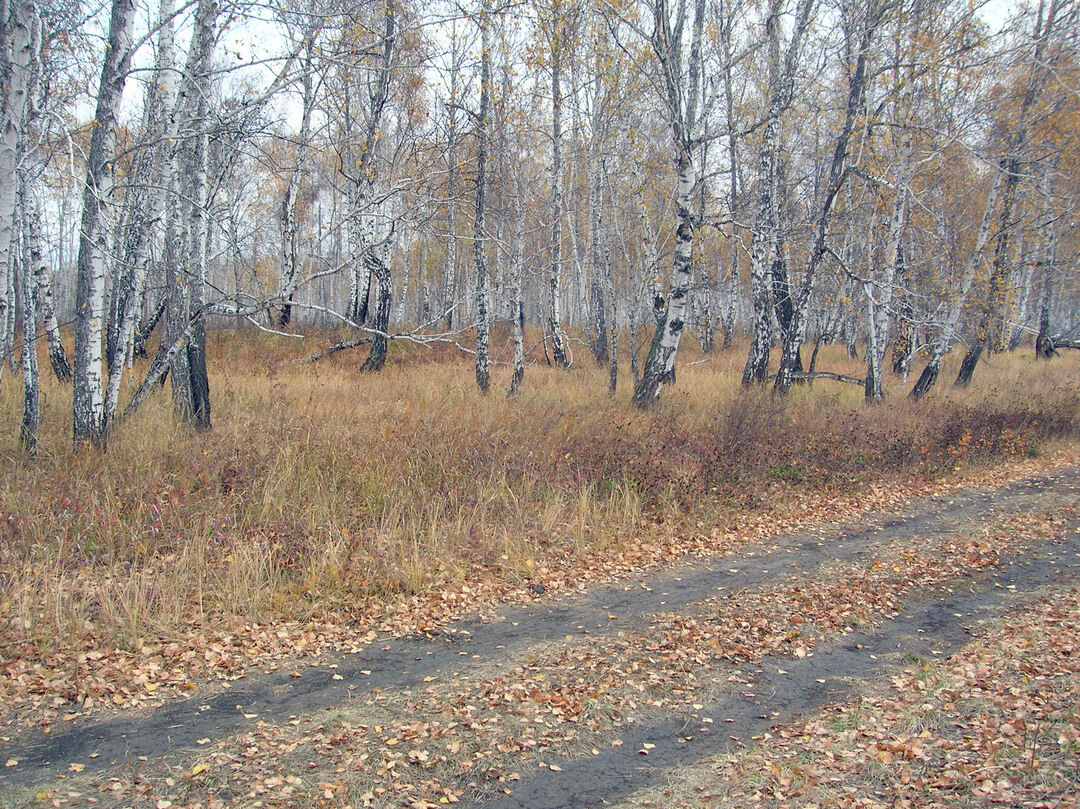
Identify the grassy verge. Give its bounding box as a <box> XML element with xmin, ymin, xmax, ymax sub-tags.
<box><xmin>0</xmin><ymin>331</ymin><xmax>1077</xmax><ymax>716</ymax></box>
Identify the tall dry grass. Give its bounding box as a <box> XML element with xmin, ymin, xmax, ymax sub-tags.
<box><xmin>0</xmin><ymin>329</ymin><xmax>1077</xmax><ymax>658</ymax></box>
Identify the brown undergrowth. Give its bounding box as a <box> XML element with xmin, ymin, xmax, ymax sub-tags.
<box><xmin>0</xmin><ymin>331</ymin><xmax>1077</xmax><ymax>725</ymax></box>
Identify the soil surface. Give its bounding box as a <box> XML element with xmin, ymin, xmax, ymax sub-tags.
<box><xmin>2</xmin><ymin>465</ymin><xmax>1079</xmax><ymax>807</ymax></box>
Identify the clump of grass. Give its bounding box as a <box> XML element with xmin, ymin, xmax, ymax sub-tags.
<box><xmin>0</xmin><ymin>331</ymin><xmax>1076</xmax><ymax>659</ymax></box>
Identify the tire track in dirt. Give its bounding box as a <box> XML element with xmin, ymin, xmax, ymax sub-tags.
<box><xmin>467</xmin><ymin>530</ymin><xmax>1080</xmax><ymax>809</ymax></box>
<box><xmin>2</xmin><ymin>466</ymin><xmax>1078</xmax><ymax>792</ymax></box>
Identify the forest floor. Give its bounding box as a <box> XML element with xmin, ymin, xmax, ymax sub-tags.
<box><xmin>2</xmin><ymin>452</ymin><xmax>1078</xmax><ymax>809</ymax></box>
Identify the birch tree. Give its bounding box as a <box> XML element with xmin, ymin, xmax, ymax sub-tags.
<box><xmin>0</xmin><ymin>0</ymin><xmax>36</xmax><ymax>386</ymax></box>
<box><xmin>742</xmin><ymin>0</ymin><xmax>815</xmax><ymax>386</ymax></box>
<box><xmin>439</xmin><ymin>21</ymin><xmax>465</xmax><ymax>329</ymax></box>
<box><xmin>72</xmin><ymin>0</ymin><xmax>137</xmax><ymax>444</ymax></box>
<box><xmin>29</xmin><ymin>190</ymin><xmax>70</xmax><ymax>381</ymax></box>
<box><xmin>772</xmin><ymin>0</ymin><xmax>887</xmax><ymax>396</ymax></box>
<box><xmin>631</xmin><ymin>0</ymin><xmax>708</xmax><ymax>406</ymax></box>
<box><xmin>20</xmin><ymin>187</ymin><xmax>38</xmax><ymax>454</ymax></box>
<box><xmin>953</xmin><ymin>0</ymin><xmax>1071</xmax><ymax>387</ymax></box>
<box><xmin>1034</xmin><ymin>164</ymin><xmax>1060</xmax><ymax>359</ymax></box>
<box><xmin>860</xmin><ymin>2</ymin><xmax>932</xmax><ymax>401</ymax></box>
<box><xmin>539</xmin><ymin>0</ymin><xmax>571</xmax><ymax>368</ymax></box>
<box><xmin>473</xmin><ymin>0</ymin><xmax>492</xmax><ymax>392</ymax></box>
<box><xmin>333</xmin><ymin>0</ymin><xmax>396</xmax><ymax>365</ymax></box>
<box><xmin>159</xmin><ymin>0</ymin><xmax>218</xmax><ymax>431</ymax></box>
<box><xmin>275</xmin><ymin>16</ymin><xmax>319</xmax><ymax>330</ymax></box>
<box><xmin>103</xmin><ymin>0</ymin><xmax>178</xmax><ymax>424</ymax></box>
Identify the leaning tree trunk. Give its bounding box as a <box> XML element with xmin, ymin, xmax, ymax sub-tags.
<box><xmin>105</xmin><ymin>0</ymin><xmax>177</xmax><ymax>419</ymax></box>
<box><xmin>11</xmin><ymin>4</ymin><xmax>69</xmax><ymax>388</ymax></box>
<box><xmin>633</xmin><ymin>166</ymin><xmax>694</xmax><ymax>407</ymax></box>
<box><xmin>910</xmin><ymin>166</ymin><xmax>1005</xmax><ymax>400</ymax></box>
<box><xmin>953</xmin><ymin>0</ymin><xmax>1060</xmax><ymax>388</ymax></box>
<box><xmin>72</xmin><ymin>0</ymin><xmax>137</xmax><ymax>444</ymax></box>
<box><xmin>632</xmin><ymin>0</ymin><xmax>704</xmax><ymax>407</ymax></box>
<box><xmin>774</xmin><ymin>0</ymin><xmax>878</xmax><ymax>396</ymax></box>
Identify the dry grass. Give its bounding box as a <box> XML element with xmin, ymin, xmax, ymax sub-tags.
<box><xmin>0</xmin><ymin>329</ymin><xmax>1077</xmax><ymax>661</ymax></box>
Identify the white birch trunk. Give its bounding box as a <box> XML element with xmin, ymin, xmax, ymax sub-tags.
<box><xmin>743</xmin><ymin>0</ymin><xmax>815</xmax><ymax>386</ymax></box>
<box><xmin>638</xmin><ymin>197</ymin><xmax>663</xmax><ymax>324</ymax></box>
<box><xmin>587</xmin><ymin>130</ymin><xmax>607</xmax><ymax>364</ymax></box>
<box><xmin>864</xmin><ymin>182</ymin><xmax>907</xmax><ymax>401</ymax></box>
<box><xmin>19</xmin><ymin>180</ymin><xmax>37</xmax><ymax>454</ymax></box>
<box><xmin>0</xmin><ymin>0</ymin><xmax>34</xmax><ymax>383</ymax></box>
<box><xmin>276</xmin><ymin>31</ymin><xmax>316</xmax><ymax>329</ymax></box>
<box><xmin>720</xmin><ymin>0</ymin><xmax>740</xmax><ymax>349</ymax></box>
<box><xmin>183</xmin><ymin>72</ymin><xmax>212</xmax><ymax>430</ymax></box>
<box><xmin>508</xmin><ymin>172</ymin><xmax>526</xmax><ymax>395</ymax></box>
<box><xmin>396</xmin><ymin>231</ymin><xmax>412</xmax><ymax>325</ymax></box>
<box><xmin>344</xmin><ymin>1</ymin><xmax>394</xmax><ymax>329</ymax></box>
<box><xmin>72</xmin><ymin>0</ymin><xmax>137</xmax><ymax>443</ymax></box>
<box><xmin>158</xmin><ymin>0</ymin><xmax>216</xmax><ymax>428</ymax></box>
<box><xmin>632</xmin><ymin>0</ymin><xmax>705</xmax><ymax>406</ymax></box>
<box><xmin>104</xmin><ymin>0</ymin><xmax>176</xmax><ymax>419</ymax></box>
<box><xmin>27</xmin><ymin>193</ymin><xmax>69</xmax><ymax>381</ymax></box>
<box><xmin>547</xmin><ymin>0</ymin><xmax>568</xmax><ymax>367</ymax></box>
<box><xmin>473</xmin><ymin>0</ymin><xmax>491</xmax><ymax>392</ymax></box>
<box><xmin>440</xmin><ymin>23</ymin><xmax>462</xmax><ymax>329</ymax></box>
<box><xmin>774</xmin><ymin>0</ymin><xmax>879</xmax><ymax>395</ymax></box>
<box><xmin>346</xmin><ymin>182</ymin><xmax>367</xmax><ymax>321</ymax></box>
<box><xmin>1034</xmin><ymin>165</ymin><xmax>1058</xmax><ymax>359</ymax></box>
<box><xmin>953</xmin><ymin>0</ymin><xmax>1065</xmax><ymax>387</ymax></box>
<box><xmin>910</xmin><ymin>166</ymin><xmax>1005</xmax><ymax>399</ymax></box>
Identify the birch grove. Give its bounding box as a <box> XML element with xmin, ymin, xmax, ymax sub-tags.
<box><xmin>0</xmin><ymin>0</ymin><xmax>1077</xmax><ymax>449</ymax></box>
